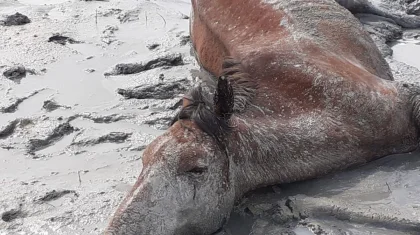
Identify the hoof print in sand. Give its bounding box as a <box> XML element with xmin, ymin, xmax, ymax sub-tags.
<box><xmin>0</xmin><ymin>12</ymin><xmax>30</xmax><ymax>26</ymax></box>
<box><xmin>117</xmin><ymin>79</ymin><xmax>189</xmax><ymax>100</ymax></box>
<box><xmin>105</xmin><ymin>53</ymin><xmax>184</xmax><ymax>76</ymax></box>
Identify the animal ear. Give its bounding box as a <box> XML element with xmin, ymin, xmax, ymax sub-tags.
<box><xmin>214</xmin><ymin>75</ymin><xmax>234</xmax><ymax>119</ymax></box>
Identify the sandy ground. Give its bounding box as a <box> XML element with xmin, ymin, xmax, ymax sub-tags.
<box><xmin>0</xmin><ymin>0</ymin><xmax>420</xmax><ymax>235</ymax></box>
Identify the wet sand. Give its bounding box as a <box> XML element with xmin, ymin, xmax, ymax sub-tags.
<box><xmin>1</xmin><ymin>0</ymin><xmax>194</xmax><ymax>234</ymax></box>
<box><xmin>1</xmin><ymin>0</ymin><xmax>420</xmax><ymax>235</ymax></box>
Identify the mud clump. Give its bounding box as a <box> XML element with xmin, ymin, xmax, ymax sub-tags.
<box><xmin>0</xmin><ymin>12</ymin><xmax>31</xmax><ymax>26</ymax></box>
<box><xmin>117</xmin><ymin>79</ymin><xmax>189</xmax><ymax>99</ymax></box>
<box><xmin>42</xmin><ymin>100</ymin><xmax>69</xmax><ymax>112</ymax></box>
<box><xmin>355</xmin><ymin>13</ymin><xmax>403</xmax><ymax>56</ymax></box>
<box><xmin>0</xmin><ymin>119</ymin><xmax>20</xmax><ymax>139</ymax></box>
<box><xmin>105</xmin><ymin>53</ymin><xmax>184</xmax><ymax>76</ymax></box>
<box><xmin>36</xmin><ymin>190</ymin><xmax>78</xmax><ymax>202</ymax></box>
<box><xmin>101</xmin><ymin>25</ymin><xmax>119</xmax><ymax>45</ymax></box>
<box><xmin>2</xmin><ymin>65</ymin><xmax>36</xmax><ymax>83</ymax></box>
<box><xmin>146</xmin><ymin>43</ymin><xmax>160</xmax><ymax>50</ymax></box>
<box><xmin>1</xmin><ymin>90</ymin><xmax>43</xmax><ymax>113</ymax></box>
<box><xmin>72</xmin><ymin>132</ymin><xmax>132</xmax><ymax>146</ymax></box>
<box><xmin>1</xmin><ymin>207</ymin><xmax>26</xmax><ymax>222</ymax></box>
<box><xmin>408</xmin><ymin>1</ymin><xmax>420</xmax><ymax>15</ymax></box>
<box><xmin>28</xmin><ymin>122</ymin><xmax>76</xmax><ymax>153</ymax></box>
<box><xmin>179</xmin><ymin>35</ymin><xmax>191</xmax><ymax>46</ymax></box>
<box><xmin>48</xmin><ymin>35</ymin><xmax>81</xmax><ymax>45</ymax></box>
<box><xmin>143</xmin><ymin>115</ymin><xmax>174</xmax><ymax>130</ymax></box>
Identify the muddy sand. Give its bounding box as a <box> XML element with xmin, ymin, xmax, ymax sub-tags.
<box><xmin>0</xmin><ymin>0</ymin><xmax>420</xmax><ymax>235</ymax></box>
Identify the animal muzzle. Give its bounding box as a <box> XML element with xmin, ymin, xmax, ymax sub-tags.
<box><xmin>104</xmin><ymin>171</ymin><xmax>195</xmax><ymax>235</ymax></box>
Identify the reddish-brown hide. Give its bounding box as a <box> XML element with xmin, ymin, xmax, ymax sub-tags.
<box><xmin>105</xmin><ymin>1</ymin><xmax>420</xmax><ymax>234</ymax></box>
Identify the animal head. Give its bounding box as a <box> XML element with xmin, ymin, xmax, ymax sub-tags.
<box><xmin>104</xmin><ymin>60</ymin><xmax>253</xmax><ymax>235</ymax></box>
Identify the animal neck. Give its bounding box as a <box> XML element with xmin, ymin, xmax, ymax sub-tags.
<box><xmin>226</xmin><ymin>116</ymin><xmax>292</xmax><ymax>199</ymax></box>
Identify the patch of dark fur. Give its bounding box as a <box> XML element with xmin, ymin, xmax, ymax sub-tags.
<box><xmin>170</xmin><ymin>58</ymin><xmax>257</xmax><ymax>140</ymax></box>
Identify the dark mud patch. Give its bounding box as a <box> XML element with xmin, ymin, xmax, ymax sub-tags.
<box><xmin>105</xmin><ymin>53</ymin><xmax>184</xmax><ymax>76</ymax></box>
<box><xmin>2</xmin><ymin>65</ymin><xmax>37</xmax><ymax>83</ymax></box>
<box><xmin>146</xmin><ymin>43</ymin><xmax>160</xmax><ymax>50</ymax></box>
<box><xmin>1</xmin><ymin>207</ymin><xmax>27</xmax><ymax>222</ymax></box>
<box><xmin>117</xmin><ymin>78</ymin><xmax>189</xmax><ymax>99</ymax></box>
<box><xmin>69</xmin><ymin>113</ymin><xmax>133</xmax><ymax>123</ymax></box>
<box><xmin>240</xmin><ymin>198</ymin><xmax>305</xmax><ymax>224</ymax></box>
<box><xmin>0</xmin><ymin>120</ymin><xmax>20</xmax><ymax>139</ymax></box>
<box><xmin>408</xmin><ymin>1</ymin><xmax>420</xmax><ymax>15</ymax></box>
<box><xmin>1</xmin><ymin>89</ymin><xmax>44</xmax><ymax>113</ymax></box>
<box><xmin>0</xmin><ymin>12</ymin><xmax>30</xmax><ymax>26</ymax></box>
<box><xmin>72</xmin><ymin>132</ymin><xmax>131</xmax><ymax>146</ymax></box>
<box><xmin>179</xmin><ymin>35</ymin><xmax>190</xmax><ymax>46</ymax></box>
<box><xmin>82</xmin><ymin>113</ymin><xmax>133</xmax><ymax>123</ymax></box>
<box><xmin>28</xmin><ymin>122</ymin><xmax>76</xmax><ymax>153</ymax></box>
<box><xmin>143</xmin><ymin>115</ymin><xmax>173</xmax><ymax>130</ymax></box>
<box><xmin>48</xmin><ymin>35</ymin><xmax>81</xmax><ymax>45</ymax></box>
<box><xmin>180</xmin><ymin>13</ymin><xmax>189</xmax><ymax>19</ymax></box>
<box><xmin>42</xmin><ymin>100</ymin><xmax>70</xmax><ymax>112</ymax></box>
<box><xmin>36</xmin><ymin>190</ymin><xmax>78</xmax><ymax>203</ymax></box>
<box><xmin>356</xmin><ymin>13</ymin><xmax>403</xmax><ymax>57</ymax></box>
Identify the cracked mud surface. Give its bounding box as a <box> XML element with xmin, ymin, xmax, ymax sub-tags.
<box><xmin>1</xmin><ymin>0</ymin><xmax>420</xmax><ymax>235</ymax></box>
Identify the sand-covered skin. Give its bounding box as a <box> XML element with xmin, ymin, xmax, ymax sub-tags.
<box><xmin>1</xmin><ymin>0</ymin><xmax>420</xmax><ymax>235</ymax></box>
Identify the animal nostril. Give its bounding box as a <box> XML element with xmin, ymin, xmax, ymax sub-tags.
<box><xmin>186</xmin><ymin>166</ymin><xmax>207</xmax><ymax>174</ymax></box>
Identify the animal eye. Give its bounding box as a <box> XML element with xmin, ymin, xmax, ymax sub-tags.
<box><xmin>186</xmin><ymin>166</ymin><xmax>208</xmax><ymax>175</ymax></box>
